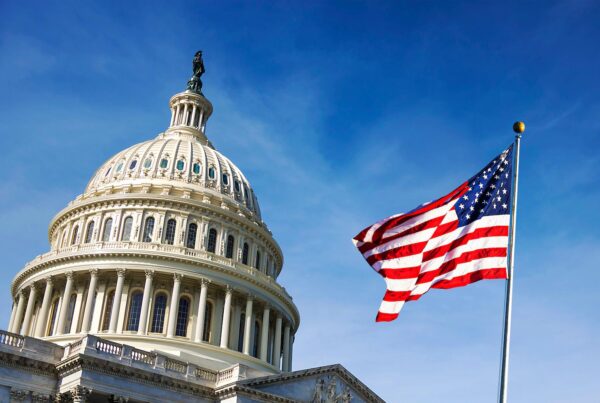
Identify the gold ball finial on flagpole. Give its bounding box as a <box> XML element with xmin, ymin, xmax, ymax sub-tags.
<box><xmin>513</xmin><ymin>121</ymin><xmax>525</xmax><ymax>134</ymax></box>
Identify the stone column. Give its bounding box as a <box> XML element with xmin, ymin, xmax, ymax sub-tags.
<box><xmin>71</xmin><ymin>385</ymin><xmax>92</xmax><ymax>403</ymax></box>
<box><xmin>80</xmin><ymin>269</ymin><xmax>98</xmax><ymax>333</ymax></box>
<box><xmin>219</xmin><ymin>287</ymin><xmax>233</xmax><ymax>348</ymax></box>
<box><xmin>166</xmin><ymin>274</ymin><xmax>182</xmax><ymax>338</ymax></box>
<box><xmin>190</xmin><ymin>105</ymin><xmax>197</xmax><ymax>128</ymax></box>
<box><xmin>20</xmin><ymin>284</ymin><xmax>38</xmax><ymax>335</ymax></box>
<box><xmin>242</xmin><ymin>295</ymin><xmax>254</xmax><ymax>355</ymax></box>
<box><xmin>289</xmin><ymin>335</ymin><xmax>294</xmax><ymax>371</ymax></box>
<box><xmin>56</xmin><ymin>272</ymin><xmax>74</xmax><ymax>335</ymax></box>
<box><xmin>194</xmin><ymin>279</ymin><xmax>208</xmax><ymax>342</ymax></box>
<box><xmin>8</xmin><ymin>302</ymin><xmax>16</xmax><ymax>333</ymax></box>
<box><xmin>34</xmin><ymin>277</ymin><xmax>54</xmax><ymax>337</ymax></box>
<box><xmin>137</xmin><ymin>270</ymin><xmax>154</xmax><ymax>335</ymax></box>
<box><xmin>108</xmin><ymin>269</ymin><xmax>126</xmax><ymax>333</ymax></box>
<box><xmin>273</xmin><ymin>315</ymin><xmax>282</xmax><ymax>369</ymax></box>
<box><xmin>11</xmin><ymin>291</ymin><xmax>26</xmax><ymax>334</ymax></box>
<box><xmin>259</xmin><ymin>306</ymin><xmax>270</xmax><ymax>361</ymax></box>
<box><xmin>282</xmin><ymin>324</ymin><xmax>291</xmax><ymax>372</ymax></box>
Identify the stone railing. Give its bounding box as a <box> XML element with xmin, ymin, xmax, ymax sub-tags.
<box><xmin>21</xmin><ymin>241</ymin><xmax>294</xmax><ymax>304</ymax></box>
<box><xmin>64</xmin><ymin>335</ymin><xmax>222</xmax><ymax>386</ymax></box>
<box><xmin>0</xmin><ymin>330</ymin><xmax>24</xmax><ymax>348</ymax></box>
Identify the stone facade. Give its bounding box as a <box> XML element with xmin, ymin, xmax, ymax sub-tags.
<box><xmin>2</xmin><ymin>55</ymin><xmax>384</xmax><ymax>402</ymax></box>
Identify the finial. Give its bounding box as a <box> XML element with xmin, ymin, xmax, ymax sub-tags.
<box><xmin>512</xmin><ymin>121</ymin><xmax>525</xmax><ymax>134</ymax></box>
<box><xmin>187</xmin><ymin>50</ymin><xmax>206</xmax><ymax>93</ymax></box>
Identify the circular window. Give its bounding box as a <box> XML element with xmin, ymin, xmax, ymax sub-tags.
<box><xmin>222</xmin><ymin>173</ymin><xmax>229</xmax><ymax>186</ymax></box>
<box><xmin>116</xmin><ymin>162</ymin><xmax>124</xmax><ymax>173</ymax></box>
<box><xmin>143</xmin><ymin>158</ymin><xmax>153</xmax><ymax>169</ymax></box>
<box><xmin>208</xmin><ymin>167</ymin><xmax>216</xmax><ymax>180</ymax></box>
<box><xmin>129</xmin><ymin>160</ymin><xmax>138</xmax><ymax>170</ymax></box>
<box><xmin>193</xmin><ymin>162</ymin><xmax>201</xmax><ymax>175</ymax></box>
<box><xmin>160</xmin><ymin>158</ymin><xmax>169</xmax><ymax>169</ymax></box>
<box><xmin>176</xmin><ymin>160</ymin><xmax>185</xmax><ymax>171</ymax></box>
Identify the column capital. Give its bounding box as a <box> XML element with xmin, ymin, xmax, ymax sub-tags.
<box><xmin>45</xmin><ymin>276</ymin><xmax>54</xmax><ymax>285</ymax></box>
<box><xmin>200</xmin><ymin>278</ymin><xmax>210</xmax><ymax>287</ymax></box>
<box><xmin>116</xmin><ymin>268</ymin><xmax>126</xmax><ymax>278</ymax></box>
<box><xmin>144</xmin><ymin>270</ymin><xmax>155</xmax><ymax>279</ymax></box>
<box><xmin>225</xmin><ymin>285</ymin><xmax>233</xmax><ymax>295</ymax></box>
<box><xmin>173</xmin><ymin>273</ymin><xmax>183</xmax><ymax>282</ymax></box>
<box><xmin>29</xmin><ymin>283</ymin><xmax>38</xmax><ymax>292</ymax></box>
<box><xmin>89</xmin><ymin>268</ymin><xmax>99</xmax><ymax>276</ymax></box>
<box><xmin>246</xmin><ymin>293</ymin><xmax>255</xmax><ymax>301</ymax></box>
<box><xmin>65</xmin><ymin>271</ymin><xmax>74</xmax><ymax>280</ymax></box>
<box><xmin>17</xmin><ymin>289</ymin><xmax>25</xmax><ymax>298</ymax></box>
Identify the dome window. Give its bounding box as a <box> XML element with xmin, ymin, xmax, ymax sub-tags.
<box><xmin>143</xmin><ymin>157</ymin><xmax>153</xmax><ymax>169</ymax></box>
<box><xmin>129</xmin><ymin>160</ymin><xmax>138</xmax><ymax>170</ymax></box>
<box><xmin>222</xmin><ymin>173</ymin><xmax>229</xmax><ymax>186</ymax></box>
<box><xmin>159</xmin><ymin>158</ymin><xmax>169</xmax><ymax>169</ymax></box>
<box><xmin>104</xmin><ymin>167</ymin><xmax>112</xmax><ymax>177</ymax></box>
<box><xmin>176</xmin><ymin>160</ymin><xmax>185</xmax><ymax>171</ymax></box>
<box><xmin>234</xmin><ymin>180</ymin><xmax>241</xmax><ymax>192</ymax></box>
<box><xmin>208</xmin><ymin>166</ymin><xmax>216</xmax><ymax>180</ymax></box>
<box><xmin>193</xmin><ymin>162</ymin><xmax>201</xmax><ymax>175</ymax></box>
<box><xmin>116</xmin><ymin>162</ymin><xmax>124</xmax><ymax>173</ymax></box>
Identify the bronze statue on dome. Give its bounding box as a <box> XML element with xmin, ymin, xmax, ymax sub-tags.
<box><xmin>187</xmin><ymin>50</ymin><xmax>205</xmax><ymax>93</ymax></box>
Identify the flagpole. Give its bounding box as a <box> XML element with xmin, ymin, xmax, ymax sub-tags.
<box><xmin>498</xmin><ymin>121</ymin><xmax>524</xmax><ymax>403</ymax></box>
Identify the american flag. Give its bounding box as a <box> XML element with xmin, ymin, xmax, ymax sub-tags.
<box><xmin>353</xmin><ymin>145</ymin><xmax>514</xmax><ymax>322</ymax></box>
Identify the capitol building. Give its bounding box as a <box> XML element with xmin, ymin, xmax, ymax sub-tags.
<box><xmin>0</xmin><ymin>53</ymin><xmax>383</xmax><ymax>403</ymax></box>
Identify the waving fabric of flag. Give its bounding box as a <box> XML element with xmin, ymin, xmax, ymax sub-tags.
<box><xmin>353</xmin><ymin>145</ymin><xmax>514</xmax><ymax>322</ymax></box>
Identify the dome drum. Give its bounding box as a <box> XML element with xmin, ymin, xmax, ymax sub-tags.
<box><xmin>9</xmin><ymin>266</ymin><xmax>296</xmax><ymax>372</ymax></box>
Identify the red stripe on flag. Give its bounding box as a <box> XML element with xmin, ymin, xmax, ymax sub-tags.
<box><xmin>422</xmin><ymin>226</ymin><xmax>509</xmax><ymax>262</ymax></box>
<box><xmin>430</xmin><ymin>268</ymin><xmax>507</xmax><ymax>289</ymax></box>
<box><xmin>369</xmin><ymin>182</ymin><xmax>468</xmax><ymax>244</ymax></box>
<box><xmin>416</xmin><ymin>247</ymin><xmax>507</xmax><ymax>284</ymax></box>
<box><xmin>382</xmin><ymin>290</ymin><xmax>412</xmax><ymax>302</ymax></box>
<box><xmin>376</xmin><ymin>312</ymin><xmax>399</xmax><ymax>322</ymax></box>
<box><xmin>379</xmin><ymin>266</ymin><xmax>421</xmax><ymax>279</ymax></box>
<box><xmin>358</xmin><ymin>215</ymin><xmax>444</xmax><ymax>255</ymax></box>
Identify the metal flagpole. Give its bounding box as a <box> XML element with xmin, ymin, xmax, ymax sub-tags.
<box><xmin>498</xmin><ymin>121</ymin><xmax>524</xmax><ymax>403</ymax></box>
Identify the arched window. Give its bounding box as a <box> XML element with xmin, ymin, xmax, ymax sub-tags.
<box><xmin>175</xmin><ymin>297</ymin><xmax>190</xmax><ymax>337</ymax></box>
<box><xmin>186</xmin><ymin>223</ymin><xmax>197</xmax><ymax>249</ymax></box>
<box><xmin>61</xmin><ymin>228</ymin><xmax>68</xmax><ymax>247</ymax></box>
<box><xmin>165</xmin><ymin>219</ymin><xmax>176</xmax><ymax>245</ymax></box>
<box><xmin>126</xmin><ymin>291</ymin><xmax>143</xmax><ymax>331</ymax></box>
<box><xmin>102</xmin><ymin>218</ymin><xmax>113</xmax><ymax>242</ymax></box>
<box><xmin>242</xmin><ymin>243</ymin><xmax>249</xmax><ymax>265</ymax></box>
<box><xmin>254</xmin><ymin>250</ymin><xmax>261</xmax><ymax>270</ymax></box>
<box><xmin>71</xmin><ymin>225</ymin><xmax>79</xmax><ymax>245</ymax></box>
<box><xmin>237</xmin><ymin>313</ymin><xmax>245</xmax><ymax>352</ymax></box>
<box><xmin>252</xmin><ymin>320</ymin><xmax>260</xmax><ymax>357</ymax></box>
<box><xmin>143</xmin><ymin>216</ymin><xmax>155</xmax><ymax>243</ymax></box>
<box><xmin>202</xmin><ymin>301</ymin><xmax>213</xmax><ymax>342</ymax></box>
<box><xmin>151</xmin><ymin>294</ymin><xmax>167</xmax><ymax>333</ymax></box>
<box><xmin>64</xmin><ymin>294</ymin><xmax>77</xmax><ymax>333</ymax></box>
<box><xmin>122</xmin><ymin>216</ymin><xmax>133</xmax><ymax>241</ymax></box>
<box><xmin>84</xmin><ymin>221</ymin><xmax>95</xmax><ymax>243</ymax></box>
<box><xmin>101</xmin><ymin>290</ymin><xmax>115</xmax><ymax>331</ymax></box>
<box><xmin>225</xmin><ymin>235</ymin><xmax>235</xmax><ymax>259</ymax></box>
<box><xmin>47</xmin><ymin>298</ymin><xmax>60</xmax><ymax>336</ymax></box>
<box><xmin>207</xmin><ymin>228</ymin><xmax>217</xmax><ymax>253</ymax></box>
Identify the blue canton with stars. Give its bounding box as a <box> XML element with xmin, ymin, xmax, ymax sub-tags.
<box><xmin>454</xmin><ymin>145</ymin><xmax>514</xmax><ymax>227</ymax></box>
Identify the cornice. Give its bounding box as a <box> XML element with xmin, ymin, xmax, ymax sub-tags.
<box><xmin>0</xmin><ymin>351</ymin><xmax>58</xmax><ymax>377</ymax></box>
<box><xmin>57</xmin><ymin>355</ymin><xmax>215</xmax><ymax>399</ymax></box>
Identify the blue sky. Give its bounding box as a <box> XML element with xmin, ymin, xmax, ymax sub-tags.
<box><xmin>1</xmin><ymin>1</ymin><xmax>599</xmax><ymax>402</ymax></box>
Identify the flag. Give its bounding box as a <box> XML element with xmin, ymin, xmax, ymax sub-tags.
<box><xmin>353</xmin><ymin>145</ymin><xmax>514</xmax><ymax>322</ymax></box>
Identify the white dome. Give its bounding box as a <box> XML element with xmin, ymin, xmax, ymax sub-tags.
<box><xmin>85</xmin><ymin>131</ymin><xmax>262</xmax><ymax>219</ymax></box>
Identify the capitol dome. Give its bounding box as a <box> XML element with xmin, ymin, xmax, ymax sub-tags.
<box><xmin>7</xmin><ymin>56</ymin><xmax>299</xmax><ymax>375</ymax></box>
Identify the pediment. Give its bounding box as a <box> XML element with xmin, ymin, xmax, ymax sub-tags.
<box><xmin>236</xmin><ymin>364</ymin><xmax>384</xmax><ymax>403</ymax></box>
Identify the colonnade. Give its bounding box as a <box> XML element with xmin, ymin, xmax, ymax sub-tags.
<box><xmin>8</xmin><ymin>269</ymin><xmax>295</xmax><ymax>371</ymax></box>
